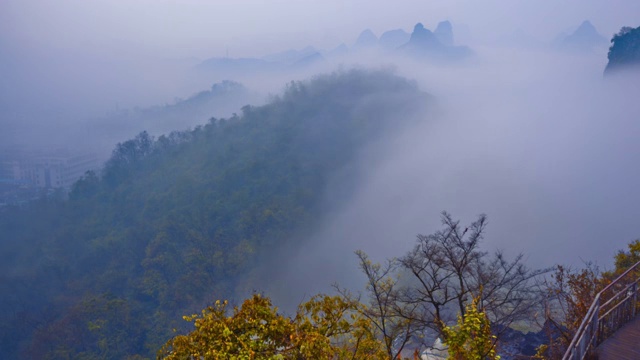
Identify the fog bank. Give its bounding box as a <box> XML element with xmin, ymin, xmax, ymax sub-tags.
<box><xmin>258</xmin><ymin>46</ymin><xmax>640</xmax><ymax>309</ymax></box>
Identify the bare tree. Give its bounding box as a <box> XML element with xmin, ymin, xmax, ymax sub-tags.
<box><xmin>346</xmin><ymin>212</ymin><xmax>548</xmax><ymax>358</ymax></box>
<box><xmin>398</xmin><ymin>212</ymin><xmax>547</xmax><ymax>340</ymax></box>
<box><xmin>339</xmin><ymin>250</ymin><xmax>422</xmax><ymax>359</ymax></box>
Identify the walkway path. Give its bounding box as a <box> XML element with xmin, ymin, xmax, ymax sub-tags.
<box><xmin>597</xmin><ymin>315</ymin><xmax>640</xmax><ymax>359</ymax></box>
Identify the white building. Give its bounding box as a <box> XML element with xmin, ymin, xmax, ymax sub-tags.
<box><xmin>1</xmin><ymin>149</ymin><xmax>100</xmax><ymax>189</ymax></box>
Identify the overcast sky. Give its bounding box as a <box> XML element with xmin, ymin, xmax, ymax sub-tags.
<box><xmin>2</xmin><ymin>0</ymin><xmax>638</xmax><ymax>121</ymax></box>
<box><xmin>1</xmin><ymin>0</ymin><xmax>638</xmax><ymax>146</ymax></box>
<box><xmin>2</xmin><ymin>0</ymin><xmax>639</xmax><ymax>59</ymax></box>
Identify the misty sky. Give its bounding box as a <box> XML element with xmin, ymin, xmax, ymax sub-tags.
<box><xmin>2</xmin><ymin>0</ymin><xmax>639</xmax><ymax>59</ymax></box>
<box><xmin>2</xmin><ymin>0</ymin><xmax>638</xmax><ymax>124</ymax></box>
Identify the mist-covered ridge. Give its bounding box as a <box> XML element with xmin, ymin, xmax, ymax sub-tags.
<box><xmin>0</xmin><ymin>69</ymin><xmax>431</xmax><ymax>359</ymax></box>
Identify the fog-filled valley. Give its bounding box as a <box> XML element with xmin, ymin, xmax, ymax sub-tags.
<box><xmin>2</xmin><ymin>1</ymin><xmax>640</xmax><ymax>359</ymax></box>
<box><xmin>256</xmin><ymin>47</ymin><xmax>640</xmax><ymax>310</ymax></box>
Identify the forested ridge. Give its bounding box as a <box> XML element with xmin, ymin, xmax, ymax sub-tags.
<box><xmin>0</xmin><ymin>70</ymin><xmax>430</xmax><ymax>359</ymax></box>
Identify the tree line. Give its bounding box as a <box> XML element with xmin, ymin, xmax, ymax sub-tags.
<box><xmin>159</xmin><ymin>213</ymin><xmax>640</xmax><ymax>360</ymax></box>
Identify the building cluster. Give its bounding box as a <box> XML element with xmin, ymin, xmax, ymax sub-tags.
<box><xmin>0</xmin><ymin>147</ymin><xmax>101</xmax><ymax>206</ymax></box>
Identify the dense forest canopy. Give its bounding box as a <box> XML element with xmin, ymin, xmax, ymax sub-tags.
<box><xmin>0</xmin><ymin>69</ymin><xmax>431</xmax><ymax>359</ymax></box>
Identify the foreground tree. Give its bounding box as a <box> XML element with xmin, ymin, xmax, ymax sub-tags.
<box><xmin>536</xmin><ymin>240</ymin><xmax>640</xmax><ymax>359</ymax></box>
<box><xmin>158</xmin><ymin>212</ymin><xmax>548</xmax><ymax>359</ymax></box>
<box><xmin>158</xmin><ymin>294</ymin><xmax>387</xmax><ymax>360</ymax></box>
<box><xmin>442</xmin><ymin>297</ymin><xmax>500</xmax><ymax>360</ymax></box>
<box><xmin>535</xmin><ymin>264</ymin><xmax>602</xmax><ymax>359</ymax></box>
<box><xmin>608</xmin><ymin>239</ymin><xmax>640</xmax><ymax>277</ymax></box>
<box><xmin>343</xmin><ymin>251</ymin><xmax>422</xmax><ymax>359</ymax></box>
<box><xmin>158</xmin><ymin>295</ymin><xmax>293</xmax><ymax>359</ymax></box>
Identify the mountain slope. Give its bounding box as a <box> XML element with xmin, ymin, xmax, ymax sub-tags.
<box><xmin>0</xmin><ymin>69</ymin><xmax>431</xmax><ymax>359</ymax></box>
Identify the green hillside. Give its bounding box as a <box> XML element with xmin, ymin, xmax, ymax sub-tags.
<box><xmin>0</xmin><ymin>69</ymin><xmax>431</xmax><ymax>359</ymax></box>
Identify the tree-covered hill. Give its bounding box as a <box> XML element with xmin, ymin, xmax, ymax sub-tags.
<box><xmin>604</xmin><ymin>25</ymin><xmax>640</xmax><ymax>74</ymax></box>
<box><xmin>84</xmin><ymin>80</ymin><xmax>259</xmax><ymax>157</ymax></box>
<box><xmin>0</xmin><ymin>69</ymin><xmax>431</xmax><ymax>359</ymax></box>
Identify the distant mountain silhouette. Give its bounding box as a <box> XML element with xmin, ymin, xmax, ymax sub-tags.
<box><xmin>555</xmin><ymin>20</ymin><xmax>607</xmax><ymax>52</ymax></box>
<box><xmin>379</xmin><ymin>29</ymin><xmax>410</xmax><ymax>49</ymax></box>
<box><xmin>197</xmin><ymin>46</ymin><xmax>325</xmax><ymax>75</ymax></box>
<box><xmin>402</xmin><ymin>22</ymin><xmax>472</xmax><ymax>61</ymax></box>
<box><xmin>325</xmin><ymin>43</ymin><xmax>349</xmax><ymax>57</ymax></box>
<box><xmin>353</xmin><ymin>29</ymin><xmax>378</xmax><ymax>49</ymax></box>
<box><xmin>263</xmin><ymin>46</ymin><xmax>319</xmax><ymax>65</ymax></box>
<box><xmin>434</xmin><ymin>21</ymin><xmax>454</xmax><ymax>46</ymax></box>
<box><xmin>198</xmin><ymin>21</ymin><xmax>473</xmax><ymax>72</ymax></box>
<box><xmin>408</xmin><ymin>23</ymin><xmax>442</xmax><ymax>48</ymax></box>
<box><xmin>605</xmin><ymin>25</ymin><xmax>640</xmax><ymax>74</ymax></box>
<box><xmin>292</xmin><ymin>51</ymin><xmax>326</xmax><ymax>68</ymax></box>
